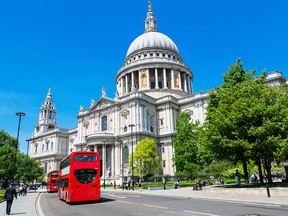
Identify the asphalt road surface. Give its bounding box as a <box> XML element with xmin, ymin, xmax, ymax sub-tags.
<box><xmin>40</xmin><ymin>190</ymin><xmax>288</xmax><ymax>216</ymax></box>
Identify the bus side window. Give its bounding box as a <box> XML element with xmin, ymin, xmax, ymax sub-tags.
<box><xmin>64</xmin><ymin>178</ymin><xmax>69</xmax><ymax>188</ymax></box>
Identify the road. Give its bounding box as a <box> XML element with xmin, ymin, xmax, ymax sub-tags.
<box><xmin>40</xmin><ymin>190</ymin><xmax>288</xmax><ymax>216</ymax></box>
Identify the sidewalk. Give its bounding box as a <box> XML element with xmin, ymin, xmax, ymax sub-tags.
<box><xmin>103</xmin><ymin>186</ymin><xmax>288</xmax><ymax>206</ymax></box>
<box><xmin>0</xmin><ymin>190</ymin><xmax>41</xmax><ymax>216</ymax></box>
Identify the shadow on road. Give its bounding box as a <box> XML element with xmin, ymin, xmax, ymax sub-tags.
<box><xmin>68</xmin><ymin>197</ymin><xmax>115</xmax><ymax>205</ymax></box>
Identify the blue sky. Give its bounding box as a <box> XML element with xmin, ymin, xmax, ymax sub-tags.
<box><xmin>1</xmin><ymin>0</ymin><xmax>287</xmax><ymax>153</ymax></box>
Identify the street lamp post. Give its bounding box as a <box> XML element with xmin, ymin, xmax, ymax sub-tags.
<box><xmin>103</xmin><ymin>141</ymin><xmax>106</xmax><ymax>189</ymax></box>
<box><xmin>121</xmin><ymin>142</ymin><xmax>124</xmax><ymax>190</ymax></box>
<box><xmin>13</xmin><ymin>112</ymin><xmax>26</xmax><ymax>181</ymax></box>
<box><xmin>128</xmin><ymin>124</ymin><xmax>135</xmax><ymax>190</ymax></box>
<box><xmin>117</xmin><ymin>136</ymin><xmax>124</xmax><ymax>190</ymax></box>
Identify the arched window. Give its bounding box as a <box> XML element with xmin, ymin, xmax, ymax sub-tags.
<box><xmin>101</xmin><ymin>116</ymin><xmax>107</xmax><ymax>131</ymax></box>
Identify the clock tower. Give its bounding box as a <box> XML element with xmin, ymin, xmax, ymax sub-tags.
<box><xmin>34</xmin><ymin>88</ymin><xmax>58</xmax><ymax>134</ymax></box>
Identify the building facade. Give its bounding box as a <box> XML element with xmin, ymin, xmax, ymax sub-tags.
<box><xmin>29</xmin><ymin>3</ymin><xmax>287</xmax><ymax>183</ymax></box>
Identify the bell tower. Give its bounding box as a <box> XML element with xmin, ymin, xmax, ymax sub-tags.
<box><xmin>34</xmin><ymin>88</ymin><xmax>58</xmax><ymax>134</ymax></box>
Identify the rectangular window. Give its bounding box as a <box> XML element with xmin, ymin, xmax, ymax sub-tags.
<box><xmin>162</xmin><ymin>147</ymin><xmax>165</xmax><ymax>153</ymax></box>
<box><xmin>162</xmin><ymin>160</ymin><xmax>166</xmax><ymax>168</ymax></box>
<box><xmin>159</xmin><ymin>118</ymin><xmax>164</xmax><ymax>126</ymax></box>
<box><xmin>101</xmin><ymin>116</ymin><xmax>108</xmax><ymax>131</ymax></box>
<box><xmin>60</xmin><ymin>155</ymin><xmax>71</xmax><ymax>170</ymax></box>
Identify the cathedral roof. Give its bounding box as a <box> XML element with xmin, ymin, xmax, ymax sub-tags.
<box><xmin>126</xmin><ymin>1</ymin><xmax>179</xmax><ymax>58</ymax></box>
<box><xmin>126</xmin><ymin>31</ymin><xmax>179</xmax><ymax>57</ymax></box>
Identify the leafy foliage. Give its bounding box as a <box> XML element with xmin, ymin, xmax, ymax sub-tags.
<box><xmin>0</xmin><ymin>130</ymin><xmax>44</xmax><ymax>184</ymax></box>
<box><xmin>204</xmin><ymin>58</ymin><xmax>288</xmax><ymax>184</ymax></box>
<box><xmin>0</xmin><ymin>129</ymin><xmax>17</xmax><ymax>148</ymax></box>
<box><xmin>173</xmin><ymin>112</ymin><xmax>203</xmax><ymax>178</ymax></box>
<box><xmin>130</xmin><ymin>137</ymin><xmax>160</xmax><ymax>181</ymax></box>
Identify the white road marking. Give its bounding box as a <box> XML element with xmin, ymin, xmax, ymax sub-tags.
<box><xmin>219</xmin><ymin>199</ymin><xmax>281</xmax><ymax>207</ymax></box>
<box><xmin>184</xmin><ymin>210</ymin><xmax>220</xmax><ymax>216</ymax></box>
<box><xmin>117</xmin><ymin>200</ymin><xmax>133</xmax><ymax>204</ymax></box>
<box><xmin>142</xmin><ymin>204</ymin><xmax>168</xmax><ymax>209</ymax></box>
<box><xmin>107</xmin><ymin>194</ymin><xmax>126</xmax><ymax>199</ymax></box>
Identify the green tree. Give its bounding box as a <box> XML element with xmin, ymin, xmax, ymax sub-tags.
<box><xmin>248</xmin><ymin>83</ymin><xmax>288</xmax><ymax>184</ymax></box>
<box><xmin>129</xmin><ymin>138</ymin><xmax>160</xmax><ymax>182</ymax></box>
<box><xmin>0</xmin><ymin>145</ymin><xmax>15</xmax><ymax>182</ymax></box>
<box><xmin>173</xmin><ymin>112</ymin><xmax>201</xmax><ymax>178</ymax></box>
<box><xmin>0</xmin><ymin>130</ymin><xmax>44</xmax><ymax>184</ymax></box>
<box><xmin>0</xmin><ymin>129</ymin><xmax>17</xmax><ymax>148</ymax></box>
<box><xmin>204</xmin><ymin>59</ymin><xmax>258</xmax><ymax>182</ymax></box>
<box><xmin>15</xmin><ymin>152</ymin><xmax>44</xmax><ymax>183</ymax></box>
<box><xmin>204</xmin><ymin>59</ymin><xmax>288</xmax><ymax>184</ymax></box>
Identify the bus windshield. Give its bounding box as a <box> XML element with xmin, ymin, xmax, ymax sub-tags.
<box><xmin>74</xmin><ymin>169</ymin><xmax>97</xmax><ymax>184</ymax></box>
<box><xmin>51</xmin><ymin>172</ymin><xmax>59</xmax><ymax>177</ymax></box>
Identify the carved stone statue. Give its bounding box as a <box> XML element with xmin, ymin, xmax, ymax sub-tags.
<box><xmin>102</xmin><ymin>87</ymin><xmax>106</xmax><ymax>97</ymax></box>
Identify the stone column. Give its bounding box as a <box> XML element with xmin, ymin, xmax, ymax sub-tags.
<box><xmin>115</xmin><ymin>142</ymin><xmax>121</xmax><ymax>177</ymax></box>
<box><xmin>190</xmin><ymin>76</ymin><xmax>193</xmax><ymax>93</ymax></box>
<box><xmin>171</xmin><ymin>69</ymin><xmax>175</xmax><ymax>89</ymax></box>
<box><xmin>186</xmin><ymin>75</ymin><xmax>190</xmax><ymax>93</ymax></box>
<box><xmin>147</xmin><ymin>69</ymin><xmax>150</xmax><ymax>89</ymax></box>
<box><xmin>102</xmin><ymin>144</ymin><xmax>106</xmax><ymax>178</ymax></box>
<box><xmin>138</xmin><ymin>70</ymin><xmax>141</xmax><ymax>90</ymax></box>
<box><xmin>140</xmin><ymin>104</ymin><xmax>143</xmax><ymax>130</ymax></box>
<box><xmin>155</xmin><ymin>68</ymin><xmax>159</xmax><ymax>89</ymax></box>
<box><xmin>121</xmin><ymin>77</ymin><xmax>124</xmax><ymax>95</ymax></box>
<box><xmin>111</xmin><ymin>145</ymin><xmax>115</xmax><ymax>178</ymax></box>
<box><xmin>178</xmin><ymin>71</ymin><xmax>182</xmax><ymax>90</ymax></box>
<box><xmin>163</xmin><ymin>68</ymin><xmax>167</xmax><ymax>89</ymax></box>
<box><xmin>125</xmin><ymin>75</ymin><xmax>128</xmax><ymax>94</ymax></box>
<box><xmin>184</xmin><ymin>73</ymin><xmax>187</xmax><ymax>92</ymax></box>
<box><xmin>131</xmin><ymin>72</ymin><xmax>134</xmax><ymax>90</ymax></box>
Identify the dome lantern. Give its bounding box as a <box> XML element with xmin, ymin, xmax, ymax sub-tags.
<box><xmin>145</xmin><ymin>1</ymin><xmax>158</xmax><ymax>33</ymax></box>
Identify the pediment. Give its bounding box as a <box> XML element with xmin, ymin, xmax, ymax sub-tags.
<box><xmin>90</xmin><ymin>97</ymin><xmax>115</xmax><ymax>111</ymax></box>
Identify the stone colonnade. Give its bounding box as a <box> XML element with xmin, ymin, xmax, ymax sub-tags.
<box><xmin>117</xmin><ymin>68</ymin><xmax>192</xmax><ymax>96</ymax></box>
<box><xmin>88</xmin><ymin>142</ymin><xmax>130</xmax><ymax>184</ymax></box>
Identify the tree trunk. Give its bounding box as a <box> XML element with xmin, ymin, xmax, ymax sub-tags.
<box><xmin>257</xmin><ymin>161</ymin><xmax>264</xmax><ymax>183</ymax></box>
<box><xmin>242</xmin><ymin>160</ymin><xmax>249</xmax><ymax>183</ymax></box>
<box><xmin>264</xmin><ymin>158</ymin><xmax>273</xmax><ymax>185</ymax></box>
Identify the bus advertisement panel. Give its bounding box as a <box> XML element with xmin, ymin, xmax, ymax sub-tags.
<box><xmin>47</xmin><ymin>170</ymin><xmax>60</xmax><ymax>192</ymax></box>
<box><xmin>58</xmin><ymin>151</ymin><xmax>101</xmax><ymax>203</ymax></box>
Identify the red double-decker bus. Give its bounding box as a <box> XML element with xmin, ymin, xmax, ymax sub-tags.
<box><xmin>47</xmin><ymin>170</ymin><xmax>60</xmax><ymax>192</ymax></box>
<box><xmin>58</xmin><ymin>151</ymin><xmax>101</xmax><ymax>203</ymax></box>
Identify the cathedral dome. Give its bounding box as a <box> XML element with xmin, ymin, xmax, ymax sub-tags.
<box><xmin>116</xmin><ymin>2</ymin><xmax>193</xmax><ymax>99</ymax></box>
<box><xmin>126</xmin><ymin>31</ymin><xmax>179</xmax><ymax>57</ymax></box>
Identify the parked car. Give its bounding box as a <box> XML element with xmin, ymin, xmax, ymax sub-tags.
<box><xmin>29</xmin><ymin>184</ymin><xmax>37</xmax><ymax>191</ymax></box>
